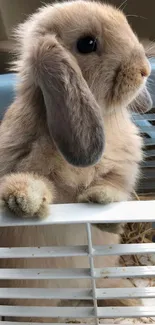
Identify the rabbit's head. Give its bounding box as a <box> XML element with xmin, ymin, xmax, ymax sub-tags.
<box><xmin>14</xmin><ymin>1</ymin><xmax>152</xmax><ymax>166</ymax></box>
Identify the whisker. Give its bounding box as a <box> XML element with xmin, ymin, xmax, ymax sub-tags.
<box><xmin>114</xmin><ymin>108</ymin><xmax>122</xmax><ymax>133</ymax></box>
<box><xmin>118</xmin><ymin>0</ymin><xmax>128</xmax><ymax>11</ymax></box>
<box><xmin>126</xmin><ymin>14</ymin><xmax>147</xmax><ymax>20</ymax></box>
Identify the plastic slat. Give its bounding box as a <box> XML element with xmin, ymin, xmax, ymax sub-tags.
<box><xmin>0</xmin><ymin>306</ymin><xmax>155</xmax><ymax>319</ymax></box>
<box><xmin>94</xmin><ymin>243</ymin><xmax>155</xmax><ymax>256</ymax></box>
<box><xmin>135</xmin><ymin>119</ymin><xmax>155</xmax><ymax>138</ymax></box>
<box><xmin>0</xmin><ymin>266</ymin><xmax>154</xmax><ymax>280</ymax></box>
<box><xmin>138</xmin><ymin>126</ymin><xmax>155</xmax><ymax>132</ymax></box>
<box><xmin>0</xmin><ymin>306</ymin><xmax>94</xmax><ymax>318</ymax></box>
<box><xmin>95</xmin><ymin>266</ymin><xmax>155</xmax><ymax>279</ymax></box>
<box><xmin>0</xmin><ymin>321</ymin><xmax>89</xmax><ymax>325</ymax></box>
<box><xmin>0</xmin><ymin>288</ymin><xmax>92</xmax><ymax>300</ymax></box>
<box><xmin>0</xmin><ymin>323</ymin><xmax>90</xmax><ymax>325</ymax></box>
<box><xmin>0</xmin><ymin>268</ymin><xmax>90</xmax><ymax>280</ymax></box>
<box><xmin>144</xmin><ymin>138</ymin><xmax>155</xmax><ymax>146</ymax></box>
<box><xmin>98</xmin><ymin>306</ymin><xmax>155</xmax><ymax>318</ymax></box>
<box><xmin>96</xmin><ymin>287</ymin><xmax>155</xmax><ymax>299</ymax></box>
<box><xmin>1</xmin><ymin>243</ymin><xmax>155</xmax><ymax>259</ymax></box>
<box><xmin>1</xmin><ymin>287</ymin><xmax>155</xmax><ymax>300</ymax></box>
<box><xmin>138</xmin><ymin>181</ymin><xmax>155</xmax><ymax>190</ymax></box>
<box><xmin>0</xmin><ymin>321</ymin><xmax>154</xmax><ymax>325</ymax></box>
<box><xmin>0</xmin><ymin>201</ymin><xmax>155</xmax><ymax>226</ymax></box>
<box><xmin>0</xmin><ymin>246</ymin><xmax>88</xmax><ymax>258</ymax></box>
<box><xmin>133</xmin><ymin>114</ymin><xmax>155</xmax><ymax>121</ymax></box>
<box><xmin>142</xmin><ymin>161</ymin><xmax>155</xmax><ymax>167</ymax></box>
<box><xmin>141</xmin><ymin>169</ymin><xmax>155</xmax><ymax>177</ymax></box>
<box><xmin>145</xmin><ymin>149</ymin><xmax>155</xmax><ymax>157</ymax></box>
<box><xmin>0</xmin><ymin>321</ymin><xmax>152</xmax><ymax>325</ymax></box>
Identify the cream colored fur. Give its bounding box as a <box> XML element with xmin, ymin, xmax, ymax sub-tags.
<box><xmin>0</xmin><ymin>1</ymin><xmax>151</xmax><ymax>322</ymax></box>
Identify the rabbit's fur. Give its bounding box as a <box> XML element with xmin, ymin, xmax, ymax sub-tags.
<box><xmin>0</xmin><ymin>0</ymin><xmax>152</xmax><ymax>322</ymax></box>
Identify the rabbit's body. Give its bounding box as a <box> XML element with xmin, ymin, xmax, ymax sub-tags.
<box><xmin>0</xmin><ymin>104</ymin><xmax>142</xmax><ymax>204</ymax></box>
<box><xmin>0</xmin><ymin>93</ymin><xmax>142</xmax><ymax>323</ymax></box>
<box><xmin>0</xmin><ymin>0</ymin><xmax>152</xmax><ymax>322</ymax></box>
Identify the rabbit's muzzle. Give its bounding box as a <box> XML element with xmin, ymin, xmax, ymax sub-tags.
<box><xmin>104</xmin><ymin>49</ymin><xmax>151</xmax><ymax>108</ymax></box>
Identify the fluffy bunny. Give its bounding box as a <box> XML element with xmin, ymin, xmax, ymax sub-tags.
<box><xmin>0</xmin><ymin>0</ymin><xmax>152</xmax><ymax>322</ymax></box>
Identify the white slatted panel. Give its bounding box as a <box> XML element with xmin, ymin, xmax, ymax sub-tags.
<box><xmin>0</xmin><ymin>201</ymin><xmax>155</xmax><ymax>324</ymax></box>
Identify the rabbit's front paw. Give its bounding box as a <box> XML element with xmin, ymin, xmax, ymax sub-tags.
<box><xmin>78</xmin><ymin>185</ymin><xmax>128</xmax><ymax>204</ymax></box>
<box><xmin>0</xmin><ymin>173</ymin><xmax>53</xmax><ymax>218</ymax></box>
<box><xmin>78</xmin><ymin>185</ymin><xmax>128</xmax><ymax>234</ymax></box>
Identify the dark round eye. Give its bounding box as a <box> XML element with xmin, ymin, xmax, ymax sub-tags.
<box><xmin>77</xmin><ymin>36</ymin><xmax>97</xmax><ymax>54</ymax></box>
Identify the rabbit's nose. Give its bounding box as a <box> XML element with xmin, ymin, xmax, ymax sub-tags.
<box><xmin>140</xmin><ymin>66</ymin><xmax>150</xmax><ymax>78</ymax></box>
<box><xmin>140</xmin><ymin>60</ymin><xmax>151</xmax><ymax>78</ymax></box>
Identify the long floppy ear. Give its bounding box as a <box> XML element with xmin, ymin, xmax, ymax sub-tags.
<box><xmin>128</xmin><ymin>86</ymin><xmax>152</xmax><ymax>113</ymax></box>
<box><xmin>29</xmin><ymin>35</ymin><xmax>104</xmax><ymax>167</ymax></box>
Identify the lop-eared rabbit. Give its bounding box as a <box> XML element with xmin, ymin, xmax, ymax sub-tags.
<box><xmin>0</xmin><ymin>1</ymin><xmax>152</xmax><ymax>322</ymax></box>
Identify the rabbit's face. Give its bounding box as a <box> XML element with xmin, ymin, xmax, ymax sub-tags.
<box><xmin>14</xmin><ymin>1</ymin><xmax>152</xmax><ymax>167</ymax></box>
<box><xmin>35</xmin><ymin>1</ymin><xmax>150</xmax><ymax>112</ymax></box>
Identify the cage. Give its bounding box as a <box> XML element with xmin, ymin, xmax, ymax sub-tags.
<box><xmin>0</xmin><ymin>201</ymin><xmax>155</xmax><ymax>324</ymax></box>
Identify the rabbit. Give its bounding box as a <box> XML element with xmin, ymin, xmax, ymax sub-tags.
<box><xmin>0</xmin><ymin>0</ymin><xmax>153</xmax><ymax>322</ymax></box>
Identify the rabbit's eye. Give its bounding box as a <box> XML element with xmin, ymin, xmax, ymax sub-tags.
<box><xmin>77</xmin><ymin>36</ymin><xmax>97</xmax><ymax>54</ymax></box>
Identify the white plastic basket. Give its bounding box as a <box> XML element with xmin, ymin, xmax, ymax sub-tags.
<box><xmin>0</xmin><ymin>201</ymin><xmax>155</xmax><ymax>324</ymax></box>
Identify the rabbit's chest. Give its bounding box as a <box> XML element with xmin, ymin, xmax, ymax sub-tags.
<box><xmin>53</xmin><ymin>160</ymin><xmax>96</xmax><ymax>191</ymax></box>
<box><xmin>99</xmin><ymin>118</ymin><xmax>143</xmax><ymax>173</ymax></box>
<box><xmin>50</xmin><ymin>162</ymin><xmax>96</xmax><ymax>203</ymax></box>
<box><xmin>51</xmin><ymin>118</ymin><xmax>142</xmax><ymax>194</ymax></box>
